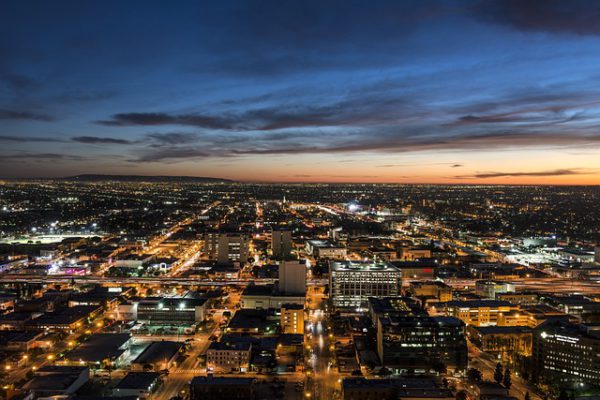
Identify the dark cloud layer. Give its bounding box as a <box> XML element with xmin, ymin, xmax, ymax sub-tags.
<box><xmin>473</xmin><ymin>0</ymin><xmax>600</xmax><ymax>36</ymax></box>
<box><xmin>0</xmin><ymin>109</ymin><xmax>54</xmax><ymax>121</ymax></box>
<box><xmin>71</xmin><ymin>136</ymin><xmax>133</xmax><ymax>145</ymax></box>
<box><xmin>456</xmin><ymin>169</ymin><xmax>589</xmax><ymax>179</ymax></box>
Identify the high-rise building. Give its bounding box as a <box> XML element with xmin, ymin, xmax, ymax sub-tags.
<box><xmin>271</xmin><ymin>228</ymin><xmax>292</xmax><ymax>259</ymax></box>
<box><xmin>281</xmin><ymin>304</ymin><xmax>304</xmax><ymax>334</ymax></box>
<box><xmin>204</xmin><ymin>232</ymin><xmax>249</xmax><ymax>264</ymax></box>
<box><xmin>533</xmin><ymin>321</ymin><xmax>600</xmax><ymax>386</ymax></box>
<box><xmin>278</xmin><ymin>260</ymin><xmax>306</xmax><ymax>295</ymax></box>
<box><xmin>329</xmin><ymin>261</ymin><xmax>402</xmax><ymax>309</ymax></box>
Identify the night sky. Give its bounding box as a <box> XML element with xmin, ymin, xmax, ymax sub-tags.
<box><xmin>1</xmin><ymin>0</ymin><xmax>600</xmax><ymax>184</ymax></box>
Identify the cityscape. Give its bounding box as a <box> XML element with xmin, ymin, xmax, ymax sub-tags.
<box><xmin>2</xmin><ymin>1</ymin><xmax>600</xmax><ymax>400</ymax></box>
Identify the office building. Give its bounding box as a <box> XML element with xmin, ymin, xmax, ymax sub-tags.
<box><xmin>278</xmin><ymin>260</ymin><xmax>306</xmax><ymax>295</ymax></box>
<box><xmin>533</xmin><ymin>321</ymin><xmax>600</xmax><ymax>386</ymax></box>
<box><xmin>271</xmin><ymin>228</ymin><xmax>292</xmax><ymax>259</ymax></box>
<box><xmin>204</xmin><ymin>232</ymin><xmax>249</xmax><ymax>264</ymax></box>
<box><xmin>376</xmin><ymin>314</ymin><xmax>468</xmax><ymax>374</ymax></box>
<box><xmin>330</xmin><ymin>261</ymin><xmax>402</xmax><ymax>309</ymax></box>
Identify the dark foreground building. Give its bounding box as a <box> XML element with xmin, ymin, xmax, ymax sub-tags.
<box><xmin>533</xmin><ymin>320</ymin><xmax>600</xmax><ymax>387</ymax></box>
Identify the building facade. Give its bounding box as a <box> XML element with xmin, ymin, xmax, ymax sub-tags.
<box><xmin>330</xmin><ymin>261</ymin><xmax>402</xmax><ymax>309</ymax></box>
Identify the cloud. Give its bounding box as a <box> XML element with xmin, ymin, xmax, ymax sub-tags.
<box><xmin>0</xmin><ymin>135</ymin><xmax>63</xmax><ymax>143</ymax></box>
<box><xmin>71</xmin><ymin>136</ymin><xmax>133</xmax><ymax>145</ymax></box>
<box><xmin>0</xmin><ymin>109</ymin><xmax>54</xmax><ymax>121</ymax></box>
<box><xmin>145</xmin><ymin>132</ymin><xmax>199</xmax><ymax>145</ymax></box>
<box><xmin>96</xmin><ymin>112</ymin><xmax>235</xmax><ymax>130</ymax></box>
<box><xmin>0</xmin><ymin>153</ymin><xmax>85</xmax><ymax>161</ymax></box>
<box><xmin>451</xmin><ymin>164</ymin><xmax>463</xmax><ymax>168</ymax></box>
<box><xmin>455</xmin><ymin>169</ymin><xmax>590</xmax><ymax>179</ymax></box>
<box><xmin>472</xmin><ymin>0</ymin><xmax>600</xmax><ymax>36</ymax></box>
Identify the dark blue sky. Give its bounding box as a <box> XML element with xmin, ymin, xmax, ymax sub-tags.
<box><xmin>1</xmin><ymin>0</ymin><xmax>600</xmax><ymax>183</ymax></box>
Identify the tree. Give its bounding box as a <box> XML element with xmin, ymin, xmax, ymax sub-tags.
<box><xmin>503</xmin><ymin>367</ymin><xmax>512</xmax><ymax>390</ymax></box>
<box><xmin>494</xmin><ymin>362</ymin><xmax>504</xmax><ymax>385</ymax></box>
<box><xmin>467</xmin><ymin>367</ymin><xmax>483</xmax><ymax>384</ymax></box>
<box><xmin>524</xmin><ymin>392</ymin><xmax>531</xmax><ymax>400</ymax></box>
<box><xmin>455</xmin><ymin>390</ymin><xmax>468</xmax><ymax>400</ymax></box>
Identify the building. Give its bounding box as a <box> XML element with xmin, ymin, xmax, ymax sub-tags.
<box><xmin>117</xmin><ymin>296</ymin><xmax>207</xmax><ymax>325</ymax></box>
<box><xmin>409</xmin><ymin>281</ymin><xmax>452</xmax><ymax>302</ymax></box>
<box><xmin>240</xmin><ymin>284</ymin><xmax>305</xmax><ymax>310</ymax></box>
<box><xmin>496</xmin><ymin>292</ymin><xmax>538</xmax><ymax>305</ymax></box>
<box><xmin>376</xmin><ymin>314</ymin><xmax>468</xmax><ymax>374</ymax></box>
<box><xmin>62</xmin><ymin>333</ymin><xmax>131</xmax><ymax>367</ymax></box>
<box><xmin>533</xmin><ymin>321</ymin><xmax>600</xmax><ymax>386</ymax></box>
<box><xmin>341</xmin><ymin>377</ymin><xmax>453</xmax><ymax>400</ymax></box>
<box><xmin>190</xmin><ymin>376</ymin><xmax>255</xmax><ymax>400</ymax></box>
<box><xmin>204</xmin><ymin>232</ymin><xmax>249</xmax><ymax>264</ymax></box>
<box><xmin>390</xmin><ymin>261</ymin><xmax>438</xmax><ymax>280</ymax></box>
<box><xmin>475</xmin><ymin>280</ymin><xmax>515</xmax><ymax>299</ymax></box>
<box><xmin>468</xmin><ymin>325</ymin><xmax>533</xmax><ymax>357</ymax></box>
<box><xmin>367</xmin><ymin>297</ymin><xmax>424</xmax><ymax>322</ymax></box>
<box><xmin>444</xmin><ymin>300</ymin><xmax>519</xmax><ymax>327</ymax></box>
<box><xmin>540</xmin><ymin>294</ymin><xmax>600</xmax><ymax>321</ymax></box>
<box><xmin>22</xmin><ymin>366</ymin><xmax>89</xmax><ymax>398</ymax></box>
<box><xmin>278</xmin><ymin>260</ymin><xmax>306</xmax><ymax>295</ymax></box>
<box><xmin>113</xmin><ymin>372</ymin><xmax>160</xmax><ymax>399</ymax></box>
<box><xmin>206</xmin><ymin>339</ymin><xmax>252</xmax><ymax>373</ymax></box>
<box><xmin>330</xmin><ymin>261</ymin><xmax>402</xmax><ymax>309</ymax></box>
<box><xmin>225</xmin><ymin>309</ymin><xmax>279</xmax><ymax>336</ymax></box>
<box><xmin>280</xmin><ymin>304</ymin><xmax>304</xmax><ymax>334</ymax></box>
<box><xmin>271</xmin><ymin>228</ymin><xmax>292</xmax><ymax>259</ymax></box>
<box><xmin>306</xmin><ymin>239</ymin><xmax>347</xmax><ymax>259</ymax></box>
<box><xmin>131</xmin><ymin>341</ymin><xmax>183</xmax><ymax>371</ymax></box>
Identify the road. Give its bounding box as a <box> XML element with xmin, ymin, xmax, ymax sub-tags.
<box><xmin>469</xmin><ymin>344</ymin><xmax>540</xmax><ymax>400</ymax></box>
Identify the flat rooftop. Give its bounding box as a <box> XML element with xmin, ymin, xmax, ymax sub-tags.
<box><xmin>331</xmin><ymin>260</ymin><xmax>400</xmax><ymax>272</ymax></box>
<box><xmin>65</xmin><ymin>333</ymin><xmax>130</xmax><ymax>362</ymax></box>
<box><xmin>132</xmin><ymin>341</ymin><xmax>182</xmax><ymax>364</ymax></box>
<box><xmin>115</xmin><ymin>372</ymin><xmax>160</xmax><ymax>390</ymax></box>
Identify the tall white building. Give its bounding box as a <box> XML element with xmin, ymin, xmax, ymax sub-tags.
<box><xmin>329</xmin><ymin>261</ymin><xmax>402</xmax><ymax>309</ymax></box>
<box><xmin>278</xmin><ymin>260</ymin><xmax>306</xmax><ymax>295</ymax></box>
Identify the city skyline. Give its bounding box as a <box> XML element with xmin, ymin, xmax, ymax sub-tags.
<box><xmin>2</xmin><ymin>1</ymin><xmax>600</xmax><ymax>184</ymax></box>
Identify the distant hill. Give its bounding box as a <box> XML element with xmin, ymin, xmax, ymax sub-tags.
<box><xmin>59</xmin><ymin>174</ymin><xmax>233</xmax><ymax>183</ymax></box>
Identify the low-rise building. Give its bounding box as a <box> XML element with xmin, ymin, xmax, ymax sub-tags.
<box><xmin>113</xmin><ymin>371</ymin><xmax>161</xmax><ymax>399</ymax></box>
<box><xmin>22</xmin><ymin>365</ymin><xmax>90</xmax><ymax>398</ymax></box>
<box><xmin>468</xmin><ymin>325</ymin><xmax>533</xmax><ymax>357</ymax></box>
<box><xmin>190</xmin><ymin>376</ymin><xmax>255</xmax><ymax>400</ymax></box>
<box><xmin>306</xmin><ymin>239</ymin><xmax>347</xmax><ymax>259</ymax></box>
<box><xmin>206</xmin><ymin>340</ymin><xmax>252</xmax><ymax>373</ymax></box>
<box><xmin>131</xmin><ymin>341</ymin><xmax>183</xmax><ymax>371</ymax></box>
<box><xmin>409</xmin><ymin>281</ymin><xmax>452</xmax><ymax>303</ymax></box>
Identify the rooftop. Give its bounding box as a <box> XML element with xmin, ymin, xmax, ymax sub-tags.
<box><xmin>331</xmin><ymin>260</ymin><xmax>400</xmax><ymax>272</ymax></box>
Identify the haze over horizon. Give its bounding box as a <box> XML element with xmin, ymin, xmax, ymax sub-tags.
<box><xmin>2</xmin><ymin>0</ymin><xmax>600</xmax><ymax>184</ymax></box>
